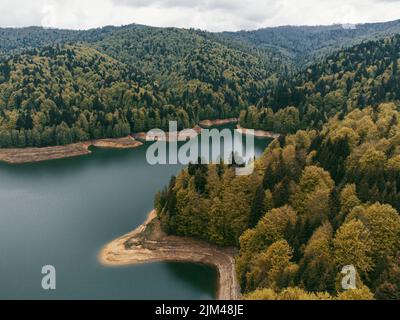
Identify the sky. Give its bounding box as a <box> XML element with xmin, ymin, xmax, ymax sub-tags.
<box><xmin>0</xmin><ymin>0</ymin><xmax>399</xmax><ymax>32</ymax></box>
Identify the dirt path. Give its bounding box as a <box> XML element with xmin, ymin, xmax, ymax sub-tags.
<box><xmin>99</xmin><ymin>210</ymin><xmax>241</xmax><ymax>300</ymax></box>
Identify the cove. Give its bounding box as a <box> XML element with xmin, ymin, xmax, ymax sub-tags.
<box><xmin>0</xmin><ymin>127</ymin><xmax>270</xmax><ymax>299</ymax></box>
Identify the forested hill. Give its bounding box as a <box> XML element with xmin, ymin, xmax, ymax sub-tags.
<box><xmin>2</xmin><ymin>19</ymin><xmax>400</xmax><ymax>67</ymax></box>
<box><xmin>0</xmin><ymin>23</ymin><xmax>300</xmax><ymax>148</ymax></box>
<box><xmin>157</xmin><ymin>103</ymin><xmax>400</xmax><ymax>300</ymax></box>
<box><xmin>0</xmin><ymin>26</ymin><xmax>101</xmax><ymax>57</ymax></box>
<box><xmin>0</xmin><ymin>24</ymin><xmax>290</xmax><ymax>76</ymax></box>
<box><xmin>0</xmin><ymin>44</ymin><xmax>170</xmax><ymax>147</ymax></box>
<box><xmin>92</xmin><ymin>26</ymin><xmax>287</xmax><ymax>81</ymax></box>
<box><xmin>153</xmin><ymin>23</ymin><xmax>400</xmax><ymax>301</ymax></box>
<box><xmin>91</xmin><ymin>26</ymin><xmax>282</xmax><ymax>107</ymax></box>
<box><xmin>223</xmin><ymin>19</ymin><xmax>400</xmax><ymax>66</ymax></box>
<box><xmin>1</xmin><ymin>21</ymin><xmax>400</xmax><ymax>147</ymax></box>
<box><xmin>0</xmin><ymin>37</ymin><xmax>275</xmax><ymax>147</ymax></box>
<box><xmin>240</xmin><ymin>34</ymin><xmax>400</xmax><ymax>133</ymax></box>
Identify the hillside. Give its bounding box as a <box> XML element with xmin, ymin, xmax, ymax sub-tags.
<box><xmin>0</xmin><ymin>38</ymin><xmax>277</xmax><ymax>147</ymax></box>
<box><xmin>224</xmin><ymin>19</ymin><xmax>400</xmax><ymax>66</ymax></box>
<box><xmin>1</xmin><ymin>18</ymin><xmax>400</xmax><ymax>300</ymax></box>
<box><xmin>0</xmin><ymin>44</ymin><xmax>166</xmax><ymax>147</ymax></box>
<box><xmin>240</xmin><ymin>34</ymin><xmax>400</xmax><ymax>133</ymax></box>
<box><xmin>1</xmin><ymin>21</ymin><xmax>400</xmax><ymax>148</ymax></box>
<box><xmin>157</xmin><ymin>103</ymin><xmax>400</xmax><ymax>300</ymax></box>
<box><xmin>0</xmin><ymin>26</ymin><xmax>292</xmax><ymax>147</ymax></box>
<box><xmin>152</xmin><ymin>23</ymin><xmax>400</xmax><ymax>301</ymax></box>
<box><xmin>3</xmin><ymin>19</ymin><xmax>400</xmax><ymax>68</ymax></box>
<box><xmin>0</xmin><ymin>25</ymin><xmax>132</xmax><ymax>57</ymax></box>
<box><xmin>92</xmin><ymin>26</ymin><xmax>280</xmax><ymax>116</ymax></box>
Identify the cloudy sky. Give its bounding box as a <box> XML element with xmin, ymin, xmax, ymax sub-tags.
<box><xmin>0</xmin><ymin>0</ymin><xmax>399</xmax><ymax>31</ymax></box>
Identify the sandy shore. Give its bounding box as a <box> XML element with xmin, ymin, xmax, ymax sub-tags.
<box><xmin>236</xmin><ymin>125</ymin><xmax>281</xmax><ymax>139</ymax></box>
<box><xmin>0</xmin><ymin>136</ymin><xmax>143</xmax><ymax>164</ymax></box>
<box><xmin>100</xmin><ymin>210</ymin><xmax>241</xmax><ymax>300</ymax></box>
<box><xmin>91</xmin><ymin>136</ymin><xmax>143</xmax><ymax>149</ymax></box>
<box><xmin>133</xmin><ymin>125</ymin><xmax>203</xmax><ymax>142</ymax></box>
<box><xmin>199</xmin><ymin>118</ymin><xmax>238</xmax><ymax>128</ymax></box>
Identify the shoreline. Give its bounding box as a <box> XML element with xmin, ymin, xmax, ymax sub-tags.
<box><xmin>236</xmin><ymin>125</ymin><xmax>281</xmax><ymax>139</ymax></box>
<box><xmin>99</xmin><ymin>210</ymin><xmax>241</xmax><ymax>301</ymax></box>
<box><xmin>199</xmin><ymin>118</ymin><xmax>238</xmax><ymax>128</ymax></box>
<box><xmin>0</xmin><ymin>118</ymin><xmax>237</xmax><ymax>164</ymax></box>
<box><xmin>0</xmin><ymin>120</ymin><xmax>279</xmax><ymax>164</ymax></box>
<box><xmin>133</xmin><ymin>125</ymin><xmax>203</xmax><ymax>142</ymax></box>
<box><xmin>0</xmin><ymin>136</ymin><xmax>143</xmax><ymax>164</ymax></box>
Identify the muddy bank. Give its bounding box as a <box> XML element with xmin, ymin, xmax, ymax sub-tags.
<box><xmin>91</xmin><ymin>136</ymin><xmax>143</xmax><ymax>149</ymax></box>
<box><xmin>0</xmin><ymin>136</ymin><xmax>143</xmax><ymax>164</ymax></box>
<box><xmin>133</xmin><ymin>125</ymin><xmax>203</xmax><ymax>142</ymax></box>
<box><xmin>0</xmin><ymin>119</ymin><xmax>241</xmax><ymax>164</ymax></box>
<box><xmin>100</xmin><ymin>210</ymin><xmax>241</xmax><ymax>300</ymax></box>
<box><xmin>236</xmin><ymin>125</ymin><xmax>281</xmax><ymax>139</ymax></box>
<box><xmin>199</xmin><ymin>118</ymin><xmax>238</xmax><ymax>128</ymax></box>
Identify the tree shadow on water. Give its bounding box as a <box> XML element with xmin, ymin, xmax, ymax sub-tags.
<box><xmin>163</xmin><ymin>262</ymin><xmax>218</xmax><ymax>299</ymax></box>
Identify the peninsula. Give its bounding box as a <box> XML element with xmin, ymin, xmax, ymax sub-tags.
<box><xmin>100</xmin><ymin>210</ymin><xmax>241</xmax><ymax>300</ymax></box>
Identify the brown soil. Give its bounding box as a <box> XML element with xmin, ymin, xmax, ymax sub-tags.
<box><xmin>133</xmin><ymin>125</ymin><xmax>203</xmax><ymax>142</ymax></box>
<box><xmin>99</xmin><ymin>210</ymin><xmax>241</xmax><ymax>300</ymax></box>
<box><xmin>91</xmin><ymin>136</ymin><xmax>143</xmax><ymax>149</ymax></box>
<box><xmin>236</xmin><ymin>125</ymin><xmax>281</xmax><ymax>139</ymax></box>
<box><xmin>0</xmin><ymin>119</ymin><xmax>244</xmax><ymax>164</ymax></box>
<box><xmin>0</xmin><ymin>136</ymin><xmax>143</xmax><ymax>164</ymax></box>
<box><xmin>199</xmin><ymin>118</ymin><xmax>238</xmax><ymax>128</ymax></box>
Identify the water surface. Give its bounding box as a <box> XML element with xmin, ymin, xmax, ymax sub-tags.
<box><xmin>0</xmin><ymin>130</ymin><xmax>269</xmax><ymax>299</ymax></box>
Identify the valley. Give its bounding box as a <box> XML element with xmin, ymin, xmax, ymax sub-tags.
<box><xmin>0</xmin><ymin>18</ymin><xmax>400</xmax><ymax>300</ymax></box>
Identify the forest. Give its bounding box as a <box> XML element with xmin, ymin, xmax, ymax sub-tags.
<box><xmin>223</xmin><ymin>19</ymin><xmax>400</xmax><ymax>66</ymax></box>
<box><xmin>157</xmin><ymin>103</ymin><xmax>400</xmax><ymax>300</ymax></box>
<box><xmin>240</xmin><ymin>34</ymin><xmax>400</xmax><ymax>132</ymax></box>
<box><xmin>0</xmin><ymin>27</ymin><xmax>281</xmax><ymax>147</ymax></box>
<box><xmin>155</xmin><ymin>32</ymin><xmax>400</xmax><ymax>300</ymax></box>
<box><xmin>1</xmin><ymin>21</ymin><xmax>400</xmax><ymax>300</ymax></box>
<box><xmin>1</xmin><ymin>21</ymin><xmax>400</xmax><ymax>147</ymax></box>
<box><xmin>0</xmin><ymin>44</ymin><xmax>190</xmax><ymax>146</ymax></box>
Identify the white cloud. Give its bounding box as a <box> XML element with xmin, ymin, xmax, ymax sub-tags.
<box><xmin>0</xmin><ymin>0</ymin><xmax>399</xmax><ymax>31</ymax></box>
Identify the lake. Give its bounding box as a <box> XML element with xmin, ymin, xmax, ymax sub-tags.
<box><xmin>0</xmin><ymin>128</ymin><xmax>270</xmax><ymax>299</ymax></box>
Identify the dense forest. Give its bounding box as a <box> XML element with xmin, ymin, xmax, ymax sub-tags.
<box><xmin>1</xmin><ymin>22</ymin><xmax>400</xmax><ymax>147</ymax></box>
<box><xmin>93</xmin><ymin>26</ymin><xmax>281</xmax><ymax>119</ymax></box>
<box><xmin>240</xmin><ymin>34</ymin><xmax>400</xmax><ymax>133</ymax></box>
<box><xmin>1</xmin><ymin>20</ymin><xmax>400</xmax><ymax>300</ymax></box>
<box><xmin>2</xmin><ymin>19</ymin><xmax>400</xmax><ymax>66</ymax></box>
<box><xmin>157</xmin><ymin>103</ymin><xmax>400</xmax><ymax>300</ymax></box>
<box><xmin>155</xmin><ymin>28</ymin><xmax>400</xmax><ymax>300</ymax></box>
<box><xmin>0</xmin><ymin>26</ymin><xmax>286</xmax><ymax>147</ymax></box>
<box><xmin>0</xmin><ymin>43</ymin><xmax>269</xmax><ymax>147</ymax></box>
<box><xmin>223</xmin><ymin>19</ymin><xmax>400</xmax><ymax>66</ymax></box>
<box><xmin>0</xmin><ymin>44</ymin><xmax>190</xmax><ymax>147</ymax></box>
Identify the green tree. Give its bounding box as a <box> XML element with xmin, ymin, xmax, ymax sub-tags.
<box><xmin>333</xmin><ymin>219</ymin><xmax>374</xmax><ymax>277</ymax></box>
<box><xmin>246</xmin><ymin>240</ymin><xmax>296</xmax><ymax>291</ymax></box>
